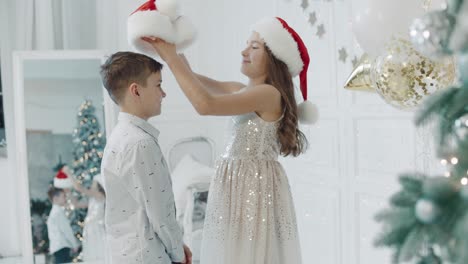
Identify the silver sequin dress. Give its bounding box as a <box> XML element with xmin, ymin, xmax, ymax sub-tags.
<box><xmin>200</xmin><ymin>112</ymin><xmax>302</xmax><ymax>264</ymax></box>
<box><xmin>82</xmin><ymin>197</ymin><xmax>106</xmax><ymax>261</ymax></box>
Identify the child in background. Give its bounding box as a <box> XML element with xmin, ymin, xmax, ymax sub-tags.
<box><xmin>47</xmin><ymin>186</ymin><xmax>80</xmax><ymax>264</ymax></box>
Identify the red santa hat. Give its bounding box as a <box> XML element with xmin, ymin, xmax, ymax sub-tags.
<box><xmin>53</xmin><ymin>169</ymin><xmax>73</xmax><ymax>189</ymax></box>
<box><xmin>127</xmin><ymin>0</ymin><xmax>196</xmax><ymax>56</ymax></box>
<box><xmin>251</xmin><ymin>17</ymin><xmax>319</xmax><ymax>124</ymax></box>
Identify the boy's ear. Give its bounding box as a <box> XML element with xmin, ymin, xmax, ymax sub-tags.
<box><xmin>129</xmin><ymin>82</ymin><xmax>140</xmax><ymax>97</ymax></box>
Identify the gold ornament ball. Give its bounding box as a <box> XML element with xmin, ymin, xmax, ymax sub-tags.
<box><xmin>371</xmin><ymin>38</ymin><xmax>456</xmax><ymax>110</ymax></box>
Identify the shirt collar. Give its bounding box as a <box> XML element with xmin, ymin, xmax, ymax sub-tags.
<box><xmin>118</xmin><ymin>112</ymin><xmax>160</xmax><ymax>140</ymax></box>
<box><xmin>52</xmin><ymin>204</ymin><xmax>65</xmax><ymax>212</ymax></box>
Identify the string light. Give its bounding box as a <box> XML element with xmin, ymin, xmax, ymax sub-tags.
<box><xmin>451</xmin><ymin>157</ymin><xmax>459</xmax><ymax>165</ymax></box>
<box><xmin>461</xmin><ymin>178</ymin><xmax>468</xmax><ymax>185</ymax></box>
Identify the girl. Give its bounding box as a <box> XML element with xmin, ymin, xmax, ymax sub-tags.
<box><xmin>65</xmin><ymin>167</ymin><xmax>107</xmax><ymax>262</ymax></box>
<box><xmin>143</xmin><ymin>17</ymin><xmax>317</xmax><ymax>264</ymax></box>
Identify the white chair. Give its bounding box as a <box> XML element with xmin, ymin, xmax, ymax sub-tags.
<box><xmin>167</xmin><ymin>136</ymin><xmax>215</xmax><ymax>264</ymax></box>
<box><xmin>167</xmin><ymin>136</ymin><xmax>215</xmax><ymax>172</ymax></box>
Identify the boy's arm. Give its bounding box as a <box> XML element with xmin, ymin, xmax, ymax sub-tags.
<box><xmin>124</xmin><ymin>139</ymin><xmax>185</xmax><ymax>263</ymax></box>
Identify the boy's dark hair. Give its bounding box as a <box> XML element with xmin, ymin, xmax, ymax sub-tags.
<box><xmin>47</xmin><ymin>186</ymin><xmax>64</xmax><ymax>202</ymax></box>
<box><xmin>100</xmin><ymin>51</ymin><xmax>163</xmax><ymax>104</ymax></box>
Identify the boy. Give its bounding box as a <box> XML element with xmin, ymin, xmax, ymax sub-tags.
<box><xmin>47</xmin><ymin>187</ymin><xmax>79</xmax><ymax>264</ymax></box>
<box><xmin>100</xmin><ymin>52</ymin><xmax>191</xmax><ymax>264</ymax></box>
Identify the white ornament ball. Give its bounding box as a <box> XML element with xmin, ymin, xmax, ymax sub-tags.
<box><xmin>415</xmin><ymin>199</ymin><xmax>440</xmax><ymax>224</ymax></box>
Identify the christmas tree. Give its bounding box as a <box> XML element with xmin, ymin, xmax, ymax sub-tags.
<box><xmin>69</xmin><ymin>100</ymin><xmax>106</xmax><ymax>242</ymax></box>
<box><xmin>374</xmin><ymin>0</ymin><xmax>468</xmax><ymax>263</ymax></box>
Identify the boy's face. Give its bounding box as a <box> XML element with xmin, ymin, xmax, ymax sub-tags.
<box><xmin>139</xmin><ymin>71</ymin><xmax>166</xmax><ymax>118</ymax></box>
<box><xmin>53</xmin><ymin>191</ymin><xmax>66</xmax><ymax>206</ymax></box>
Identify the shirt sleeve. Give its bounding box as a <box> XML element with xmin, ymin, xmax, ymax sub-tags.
<box><xmin>59</xmin><ymin>212</ymin><xmax>79</xmax><ymax>249</ymax></box>
<box><xmin>124</xmin><ymin>139</ymin><xmax>185</xmax><ymax>262</ymax></box>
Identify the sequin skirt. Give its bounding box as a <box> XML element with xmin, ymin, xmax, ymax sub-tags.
<box><xmin>200</xmin><ymin>158</ymin><xmax>302</xmax><ymax>264</ymax></box>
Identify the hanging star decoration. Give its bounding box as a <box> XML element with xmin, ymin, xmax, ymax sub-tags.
<box><xmin>338</xmin><ymin>47</ymin><xmax>348</xmax><ymax>63</ymax></box>
<box><xmin>301</xmin><ymin>0</ymin><xmax>309</xmax><ymax>10</ymax></box>
<box><xmin>316</xmin><ymin>23</ymin><xmax>326</xmax><ymax>38</ymax></box>
<box><xmin>308</xmin><ymin>12</ymin><xmax>317</xmax><ymax>26</ymax></box>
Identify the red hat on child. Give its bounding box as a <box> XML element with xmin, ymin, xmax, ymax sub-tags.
<box><xmin>251</xmin><ymin>17</ymin><xmax>319</xmax><ymax>124</ymax></box>
<box><xmin>54</xmin><ymin>168</ymin><xmax>72</xmax><ymax>189</ymax></box>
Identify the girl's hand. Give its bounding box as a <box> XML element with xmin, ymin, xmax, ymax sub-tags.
<box><xmin>141</xmin><ymin>37</ymin><xmax>178</xmax><ymax>63</ymax></box>
<box><xmin>62</xmin><ymin>166</ymin><xmax>80</xmax><ymax>190</ymax></box>
<box><xmin>72</xmin><ymin>178</ymin><xmax>83</xmax><ymax>192</ymax></box>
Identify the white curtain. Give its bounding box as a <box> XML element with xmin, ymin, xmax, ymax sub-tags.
<box><xmin>60</xmin><ymin>0</ymin><xmax>97</xmax><ymax>49</ymax></box>
<box><xmin>14</xmin><ymin>0</ymin><xmax>97</xmax><ymax>50</ymax></box>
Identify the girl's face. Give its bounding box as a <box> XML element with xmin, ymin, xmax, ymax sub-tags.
<box><xmin>240</xmin><ymin>32</ymin><xmax>268</xmax><ymax>79</ymax></box>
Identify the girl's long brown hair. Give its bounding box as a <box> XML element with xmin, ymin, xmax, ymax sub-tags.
<box><xmin>264</xmin><ymin>46</ymin><xmax>309</xmax><ymax>157</ymax></box>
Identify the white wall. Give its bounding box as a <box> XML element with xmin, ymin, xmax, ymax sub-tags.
<box><xmin>24</xmin><ymin>78</ymin><xmax>105</xmax><ymax>134</ymax></box>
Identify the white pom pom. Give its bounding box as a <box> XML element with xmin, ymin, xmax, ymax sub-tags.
<box><xmin>298</xmin><ymin>100</ymin><xmax>319</xmax><ymax>124</ymax></box>
<box><xmin>174</xmin><ymin>16</ymin><xmax>197</xmax><ymax>51</ymax></box>
<box><xmin>157</xmin><ymin>0</ymin><xmax>180</xmax><ymax>20</ymax></box>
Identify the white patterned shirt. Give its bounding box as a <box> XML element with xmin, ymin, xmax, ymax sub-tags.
<box><xmin>47</xmin><ymin>205</ymin><xmax>79</xmax><ymax>254</ymax></box>
<box><xmin>101</xmin><ymin>112</ymin><xmax>184</xmax><ymax>264</ymax></box>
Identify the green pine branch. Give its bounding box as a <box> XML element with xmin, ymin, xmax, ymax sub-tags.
<box><xmin>414</xmin><ymin>87</ymin><xmax>459</xmax><ymax>126</ymax></box>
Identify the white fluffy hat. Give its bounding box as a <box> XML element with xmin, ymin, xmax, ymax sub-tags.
<box><xmin>53</xmin><ymin>169</ymin><xmax>73</xmax><ymax>189</ymax></box>
<box><xmin>251</xmin><ymin>17</ymin><xmax>319</xmax><ymax>124</ymax></box>
<box><xmin>127</xmin><ymin>0</ymin><xmax>196</xmax><ymax>56</ymax></box>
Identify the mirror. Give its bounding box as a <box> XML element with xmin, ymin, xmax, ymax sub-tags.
<box><xmin>13</xmin><ymin>50</ymin><xmax>117</xmax><ymax>264</ymax></box>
